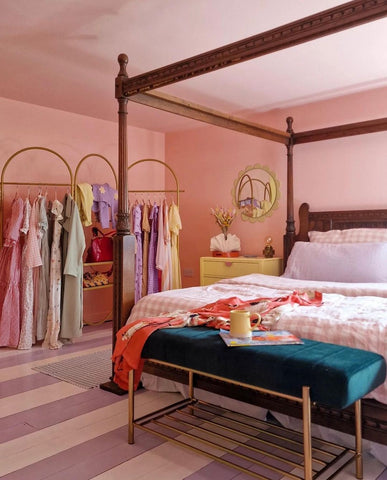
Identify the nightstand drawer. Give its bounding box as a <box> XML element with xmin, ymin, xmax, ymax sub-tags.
<box><xmin>200</xmin><ymin>256</ymin><xmax>283</xmax><ymax>286</ymax></box>
<box><xmin>202</xmin><ymin>260</ymin><xmax>260</xmax><ymax>277</ymax></box>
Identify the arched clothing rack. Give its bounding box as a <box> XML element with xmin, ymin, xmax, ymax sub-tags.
<box><xmin>127</xmin><ymin>158</ymin><xmax>183</xmax><ymax>206</ymax></box>
<box><xmin>0</xmin><ymin>146</ymin><xmax>73</xmax><ymax>246</ymax></box>
<box><xmin>74</xmin><ymin>154</ymin><xmax>118</xmax><ymax>327</ymax></box>
<box><xmin>74</xmin><ymin>153</ymin><xmax>118</xmax><ymax>189</ymax></box>
<box><xmin>99</xmin><ymin>158</ymin><xmax>184</xmax><ymax>393</ymax></box>
<box><xmin>127</xmin><ymin>157</ymin><xmax>183</xmax><ymax>295</ymax></box>
<box><xmin>1</xmin><ymin>148</ymin><xmax>119</xmax><ymax>246</ymax></box>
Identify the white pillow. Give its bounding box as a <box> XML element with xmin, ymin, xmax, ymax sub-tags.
<box><xmin>283</xmin><ymin>241</ymin><xmax>387</xmax><ymax>282</ymax></box>
<box><xmin>309</xmin><ymin>228</ymin><xmax>387</xmax><ymax>243</ymax></box>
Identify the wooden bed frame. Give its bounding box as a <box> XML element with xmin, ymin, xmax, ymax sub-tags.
<box><xmin>142</xmin><ymin>201</ymin><xmax>387</xmax><ymax>447</ymax></box>
<box><xmin>296</xmin><ymin>202</ymin><xmax>387</xmax><ymax>242</ymax></box>
<box><xmin>106</xmin><ymin>0</ymin><xmax>387</xmax><ymax>446</ymax></box>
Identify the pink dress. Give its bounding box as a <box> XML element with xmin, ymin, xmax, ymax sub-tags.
<box><xmin>163</xmin><ymin>202</ymin><xmax>173</xmax><ymax>291</ymax></box>
<box><xmin>157</xmin><ymin>201</ymin><xmax>172</xmax><ymax>292</ymax></box>
<box><xmin>0</xmin><ymin>197</ymin><xmax>24</xmax><ymax>347</ymax></box>
<box><xmin>155</xmin><ymin>201</ymin><xmax>166</xmax><ymax>289</ymax></box>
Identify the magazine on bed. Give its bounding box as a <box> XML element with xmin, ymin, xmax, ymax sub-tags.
<box><xmin>219</xmin><ymin>330</ymin><xmax>303</xmax><ymax>347</ymax></box>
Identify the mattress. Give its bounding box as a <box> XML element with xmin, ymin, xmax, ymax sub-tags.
<box><xmin>128</xmin><ymin>273</ymin><xmax>387</xmax><ymax>404</ymax></box>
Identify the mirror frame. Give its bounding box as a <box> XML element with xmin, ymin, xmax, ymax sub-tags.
<box><xmin>232</xmin><ymin>163</ymin><xmax>280</xmax><ymax>222</ymax></box>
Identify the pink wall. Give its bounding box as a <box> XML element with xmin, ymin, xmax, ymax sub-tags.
<box><xmin>166</xmin><ymin>127</ymin><xmax>285</xmax><ymax>286</ymax></box>
<box><xmin>283</xmin><ymin>87</ymin><xmax>387</xmax><ymax>213</ymax></box>
<box><xmin>166</xmin><ymin>86</ymin><xmax>387</xmax><ymax>287</ymax></box>
<box><xmin>0</xmin><ymin>96</ymin><xmax>165</xmax><ymax>324</ymax></box>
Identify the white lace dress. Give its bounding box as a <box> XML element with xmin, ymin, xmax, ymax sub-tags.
<box><xmin>43</xmin><ymin>199</ymin><xmax>63</xmax><ymax>349</ymax></box>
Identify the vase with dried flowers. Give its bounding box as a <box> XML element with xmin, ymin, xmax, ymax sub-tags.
<box><xmin>211</xmin><ymin>207</ymin><xmax>236</xmax><ymax>240</ymax></box>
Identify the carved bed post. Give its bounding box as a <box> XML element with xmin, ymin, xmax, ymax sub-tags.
<box><xmin>101</xmin><ymin>54</ymin><xmax>135</xmax><ymax>394</ymax></box>
<box><xmin>114</xmin><ymin>53</ymin><xmax>136</xmax><ymax>335</ymax></box>
<box><xmin>283</xmin><ymin>116</ymin><xmax>295</xmax><ymax>266</ymax></box>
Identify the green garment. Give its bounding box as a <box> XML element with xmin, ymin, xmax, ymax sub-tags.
<box><xmin>60</xmin><ymin>194</ymin><xmax>85</xmax><ymax>339</ymax></box>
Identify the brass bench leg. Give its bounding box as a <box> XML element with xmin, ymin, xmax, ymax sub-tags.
<box><xmin>355</xmin><ymin>399</ymin><xmax>363</xmax><ymax>479</ymax></box>
<box><xmin>128</xmin><ymin>369</ymin><xmax>135</xmax><ymax>444</ymax></box>
<box><xmin>302</xmin><ymin>386</ymin><xmax>312</xmax><ymax>480</ymax></box>
<box><xmin>188</xmin><ymin>370</ymin><xmax>194</xmax><ymax>399</ymax></box>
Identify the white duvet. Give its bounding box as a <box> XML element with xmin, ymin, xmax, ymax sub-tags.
<box><xmin>128</xmin><ymin>273</ymin><xmax>387</xmax><ymax>404</ymax></box>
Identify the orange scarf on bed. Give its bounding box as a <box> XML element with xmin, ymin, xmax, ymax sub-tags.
<box><xmin>111</xmin><ymin>291</ymin><xmax>323</xmax><ymax>391</ymax></box>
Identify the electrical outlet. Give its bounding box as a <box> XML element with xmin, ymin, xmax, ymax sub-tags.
<box><xmin>183</xmin><ymin>268</ymin><xmax>193</xmax><ymax>277</ymax></box>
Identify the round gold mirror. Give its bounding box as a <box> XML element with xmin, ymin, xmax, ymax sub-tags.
<box><xmin>232</xmin><ymin>164</ymin><xmax>280</xmax><ymax>222</ymax></box>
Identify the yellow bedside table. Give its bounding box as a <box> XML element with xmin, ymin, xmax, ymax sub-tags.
<box><xmin>200</xmin><ymin>256</ymin><xmax>283</xmax><ymax>286</ymax></box>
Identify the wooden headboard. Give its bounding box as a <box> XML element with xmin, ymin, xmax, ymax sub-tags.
<box><xmin>295</xmin><ymin>202</ymin><xmax>387</xmax><ymax>242</ymax></box>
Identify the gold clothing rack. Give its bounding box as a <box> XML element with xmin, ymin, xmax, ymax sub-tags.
<box><xmin>127</xmin><ymin>158</ymin><xmax>183</xmax><ymax>206</ymax></box>
<box><xmin>74</xmin><ymin>153</ymin><xmax>118</xmax><ymax>189</ymax></box>
<box><xmin>0</xmin><ymin>147</ymin><xmax>118</xmax><ymax>247</ymax></box>
<box><xmin>0</xmin><ymin>146</ymin><xmax>73</xmax><ymax>245</ymax></box>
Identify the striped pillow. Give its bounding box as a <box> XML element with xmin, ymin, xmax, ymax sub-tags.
<box><xmin>309</xmin><ymin>228</ymin><xmax>387</xmax><ymax>243</ymax></box>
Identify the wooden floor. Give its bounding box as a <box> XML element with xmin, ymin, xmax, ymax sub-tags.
<box><xmin>0</xmin><ymin>321</ymin><xmax>386</xmax><ymax>480</ymax></box>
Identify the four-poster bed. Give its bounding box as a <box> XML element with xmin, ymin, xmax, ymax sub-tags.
<box><xmin>106</xmin><ymin>0</ymin><xmax>387</xmax><ymax>455</ymax></box>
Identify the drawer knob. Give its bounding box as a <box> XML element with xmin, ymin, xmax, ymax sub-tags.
<box><xmin>224</xmin><ymin>262</ymin><xmax>233</xmax><ymax>267</ymax></box>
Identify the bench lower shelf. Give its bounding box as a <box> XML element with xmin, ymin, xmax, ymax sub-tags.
<box><xmin>128</xmin><ymin>361</ymin><xmax>363</xmax><ymax>480</ymax></box>
<box><xmin>135</xmin><ymin>397</ymin><xmax>356</xmax><ymax>480</ymax></box>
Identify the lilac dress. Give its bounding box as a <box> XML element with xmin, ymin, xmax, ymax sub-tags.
<box><xmin>0</xmin><ymin>197</ymin><xmax>24</xmax><ymax>347</ymax></box>
<box><xmin>141</xmin><ymin>203</ymin><xmax>150</xmax><ymax>297</ymax></box>
<box><xmin>92</xmin><ymin>183</ymin><xmax>118</xmax><ymax>229</ymax></box>
<box><xmin>132</xmin><ymin>204</ymin><xmax>143</xmax><ymax>303</ymax></box>
<box><xmin>147</xmin><ymin>204</ymin><xmax>159</xmax><ymax>295</ymax></box>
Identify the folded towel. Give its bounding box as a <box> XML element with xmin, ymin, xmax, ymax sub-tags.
<box><xmin>210</xmin><ymin>233</ymin><xmax>241</xmax><ymax>252</ymax></box>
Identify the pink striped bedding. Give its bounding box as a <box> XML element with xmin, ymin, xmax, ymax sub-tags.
<box><xmin>128</xmin><ymin>273</ymin><xmax>387</xmax><ymax>404</ymax></box>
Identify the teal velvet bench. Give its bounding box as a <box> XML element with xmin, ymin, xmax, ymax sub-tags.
<box><xmin>128</xmin><ymin>327</ymin><xmax>386</xmax><ymax>480</ymax></box>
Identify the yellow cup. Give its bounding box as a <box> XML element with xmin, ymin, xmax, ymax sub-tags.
<box><xmin>229</xmin><ymin>310</ymin><xmax>252</xmax><ymax>338</ymax></box>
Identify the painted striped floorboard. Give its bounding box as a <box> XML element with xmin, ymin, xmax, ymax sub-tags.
<box><xmin>0</xmin><ymin>322</ymin><xmax>386</xmax><ymax>480</ymax></box>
